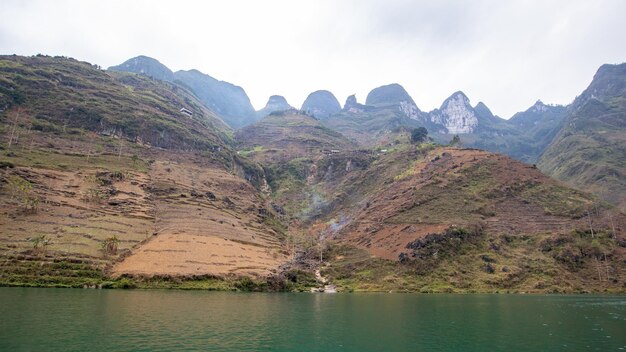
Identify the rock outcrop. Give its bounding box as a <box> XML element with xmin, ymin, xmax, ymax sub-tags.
<box><xmin>428</xmin><ymin>91</ymin><xmax>478</xmax><ymax>134</ymax></box>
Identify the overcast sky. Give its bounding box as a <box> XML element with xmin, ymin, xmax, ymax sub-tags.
<box><xmin>1</xmin><ymin>0</ymin><xmax>625</xmax><ymax>118</ymax></box>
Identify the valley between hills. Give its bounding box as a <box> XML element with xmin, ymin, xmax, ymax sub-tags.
<box><xmin>0</xmin><ymin>54</ymin><xmax>625</xmax><ymax>293</ymax></box>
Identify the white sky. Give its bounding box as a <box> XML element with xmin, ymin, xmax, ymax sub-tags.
<box><xmin>1</xmin><ymin>0</ymin><xmax>625</xmax><ymax>118</ymax></box>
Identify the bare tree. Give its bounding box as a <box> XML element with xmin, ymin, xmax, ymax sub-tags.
<box><xmin>586</xmin><ymin>209</ymin><xmax>595</xmax><ymax>239</ymax></box>
<box><xmin>6</xmin><ymin>107</ymin><xmax>26</xmax><ymax>149</ymax></box>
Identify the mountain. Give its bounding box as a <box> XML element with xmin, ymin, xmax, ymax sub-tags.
<box><xmin>0</xmin><ymin>55</ymin><xmax>288</xmax><ymax>289</ymax></box>
<box><xmin>321</xmin><ymin>85</ymin><xmax>568</xmax><ymax>165</ymax></box>
<box><xmin>538</xmin><ymin>63</ymin><xmax>626</xmax><ymax>211</ymax></box>
<box><xmin>301</xmin><ymin>90</ymin><xmax>341</xmax><ymax>118</ymax></box>
<box><xmin>367</xmin><ymin>83</ymin><xmax>416</xmax><ymax>106</ymax></box>
<box><xmin>365</xmin><ymin>83</ymin><xmax>424</xmax><ymax>121</ymax></box>
<box><xmin>256</xmin><ymin>95</ymin><xmax>294</xmax><ymax>119</ymax></box>
<box><xmin>430</xmin><ymin>96</ymin><xmax>566</xmax><ymax>164</ymax></box>
<box><xmin>108</xmin><ymin>55</ymin><xmax>174</xmax><ymax>82</ymax></box>
<box><xmin>109</xmin><ymin>56</ymin><xmax>258</xmax><ymax>129</ymax></box>
<box><xmin>322</xmin><ymin>85</ymin><xmax>424</xmax><ymax>145</ymax></box>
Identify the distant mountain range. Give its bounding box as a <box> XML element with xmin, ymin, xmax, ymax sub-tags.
<box><xmin>106</xmin><ymin>56</ymin><xmax>563</xmax><ymax>152</ymax></box>
<box><xmin>108</xmin><ymin>55</ymin><xmax>625</xmax><ymax>211</ymax></box>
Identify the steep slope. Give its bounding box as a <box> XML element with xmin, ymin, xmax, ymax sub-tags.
<box><xmin>256</xmin><ymin>95</ymin><xmax>294</xmax><ymax>119</ymax></box>
<box><xmin>173</xmin><ymin>69</ymin><xmax>257</xmax><ymax>129</ymax></box>
<box><xmin>429</xmin><ymin>91</ymin><xmax>480</xmax><ymax>134</ymax></box>
<box><xmin>301</xmin><ymin>90</ymin><xmax>341</xmax><ymax>119</ymax></box>
<box><xmin>1</xmin><ymin>55</ymin><xmax>230</xmax><ymax>149</ymax></box>
<box><xmin>235</xmin><ymin>112</ymin><xmax>358</xmax><ymax>219</ymax></box>
<box><xmin>0</xmin><ymin>55</ymin><xmax>288</xmax><ymax>288</ymax></box>
<box><xmin>109</xmin><ymin>56</ymin><xmax>258</xmax><ymax>129</ymax></box>
<box><xmin>539</xmin><ymin>63</ymin><xmax>626</xmax><ymax>211</ymax></box>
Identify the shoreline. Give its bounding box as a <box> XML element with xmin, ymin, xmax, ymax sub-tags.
<box><xmin>2</xmin><ymin>279</ymin><xmax>625</xmax><ymax>294</ymax></box>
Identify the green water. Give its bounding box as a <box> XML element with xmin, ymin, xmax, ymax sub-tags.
<box><xmin>1</xmin><ymin>288</ymin><xmax>625</xmax><ymax>351</ymax></box>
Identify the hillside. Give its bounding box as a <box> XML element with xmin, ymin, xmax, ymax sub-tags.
<box><xmin>538</xmin><ymin>63</ymin><xmax>626</xmax><ymax>211</ymax></box>
<box><xmin>285</xmin><ymin>145</ymin><xmax>626</xmax><ymax>293</ymax></box>
<box><xmin>0</xmin><ymin>55</ymin><xmax>289</xmax><ymax>289</ymax></box>
<box><xmin>234</xmin><ymin>112</ymin><xmax>358</xmax><ymax>220</ymax></box>
<box><xmin>0</xmin><ymin>55</ymin><xmax>231</xmax><ymax>149</ymax></box>
<box><xmin>235</xmin><ymin>111</ymin><xmax>356</xmax><ymax>163</ymax></box>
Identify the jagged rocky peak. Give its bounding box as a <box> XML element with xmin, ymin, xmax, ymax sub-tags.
<box><xmin>530</xmin><ymin>100</ymin><xmax>549</xmax><ymax>112</ymax></box>
<box><xmin>301</xmin><ymin>90</ymin><xmax>341</xmax><ymax>119</ymax></box>
<box><xmin>365</xmin><ymin>83</ymin><xmax>421</xmax><ymax>120</ymax></box>
<box><xmin>345</xmin><ymin>94</ymin><xmax>358</xmax><ymax>108</ymax></box>
<box><xmin>343</xmin><ymin>94</ymin><xmax>365</xmax><ymax>113</ymax></box>
<box><xmin>430</xmin><ymin>91</ymin><xmax>478</xmax><ymax>134</ymax></box>
<box><xmin>108</xmin><ymin>55</ymin><xmax>174</xmax><ymax>82</ymax></box>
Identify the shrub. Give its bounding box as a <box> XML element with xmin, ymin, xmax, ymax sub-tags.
<box><xmin>411</xmin><ymin>127</ymin><xmax>428</xmax><ymax>144</ymax></box>
<box><xmin>101</xmin><ymin>235</ymin><xmax>120</xmax><ymax>255</ymax></box>
<box><xmin>6</xmin><ymin>175</ymin><xmax>40</xmax><ymax>212</ymax></box>
<box><xmin>31</xmin><ymin>234</ymin><xmax>50</xmax><ymax>255</ymax></box>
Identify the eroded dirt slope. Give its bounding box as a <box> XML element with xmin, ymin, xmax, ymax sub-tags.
<box><xmin>112</xmin><ymin>157</ymin><xmax>287</xmax><ymax>278</ymax></box>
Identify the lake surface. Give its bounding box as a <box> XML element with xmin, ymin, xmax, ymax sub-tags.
<box><xmin>1</xmin><ymin>288</ymin><xmax>625</xmax><ymax>351</ymax></box>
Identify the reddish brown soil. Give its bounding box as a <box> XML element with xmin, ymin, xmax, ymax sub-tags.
<box><xmin>335</xmin><ymin>148</ymin><xmax>624</xmax><ymax>260</ymax></box>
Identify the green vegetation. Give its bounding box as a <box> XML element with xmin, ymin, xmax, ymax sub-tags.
<box><xmin>410</xmin><ymin>127</ymin><xmax>428</xmax><ymax>143</ymax></box>
<box><xmin>6</xmin><ymin>174</ymin><xmax>39</xmax><ymax>212</ymax></box>
<box><xmin>30</xmin><ymin>235</ymin><xmax>50</xmax><ymax>255</ymax></box>
<box><xmin>101</xmin><ymin>236</ymin><xmax>120</xmax><ymax>255</ymax></box>
<box><xmin>538</xmin><ymin>63</ymin><xmax>626</xmax><ymax>211</ymax></box>
<box><xmin>322</xmin><ymin>227</ymin><xmax>623</xmax><ymax>293</ymax></box>
<box><xmin>0</xmin><ymin>55</ymin><xmax>232</xmax><ymax>151</ymax></box>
